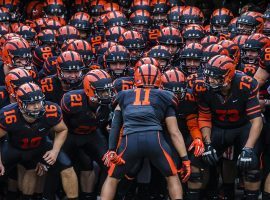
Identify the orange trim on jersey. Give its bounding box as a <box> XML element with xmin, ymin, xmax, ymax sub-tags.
<box><xmin>252</xmin><ymin>84</ymin><xmax>259</xmax><ymax>94</ymax></box>
<box><xmin>157</xmin><ymin>132</ymin><xmax>177</xmax><ymax>175</ymax></box>
<box><xmin>108</xmin><ymin>135</ymin><xmax>128</xmax><ymax>177</ymax></box>
<box><xmin>60</xmin><ymin>97</ymin><xmax>70</xmax><ymax>112</ymax></box>
<box><xmin>247</xmin><ymin>109</ymin><xmax>261</xmax><ymax>116</ymax></box>
<box><xmin>246</xmin><ymin>105</ymin><xmax>260</xmax><ymax>112</ymax></box>
<box><xmin>116</xmin><ymin>127</ymin><xmax>124</xmax><ymax>149</ymax></box>
<box><xmin>248</xmin><ymin>95</ymin><xmax>257</xmax><ymax>100</ymax></box>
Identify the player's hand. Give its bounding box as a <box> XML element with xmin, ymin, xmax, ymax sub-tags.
<box><xmin>0</xmin><ymin>162</ymin><xmax>5</xmax><ymax>176</ymax></box>
<box><xmin>178</xmin><ymin>159</ymin><xmax>191</xmax><ymax>183</ymax></box>
<box><xmin>237</xmin><ymin>147</ymin><xmax>258</xmax><ymax>170</ymax></box>
<box><xmin>35</xmin><ymin>162</ymin><xmax>49</xmax><ymax>176</ymax></box>
<box><xmin>202</xmin><ymin>143</ymin><xmax>219</xmax><ymax>166</ymax></box>
<box><xmin>188</xmin><ymin>138</ymin><xmax>205</xmax><ymax>157</ymax></box>
<box><xmin>43</xmin><ymin>149</ymin><xmax>59</xmax><ymax>166</ymax></box>
<box><xmin>102</xmin><ymin>150</ymin><xmax>125</xmax><ymax>167</ymax></box>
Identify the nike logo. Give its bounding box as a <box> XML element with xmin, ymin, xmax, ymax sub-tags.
<box><xmin>38</xmin><ymin>128</ymin><xmax>46</xmax><ymax>132</ymax></box>
<box><xmin>232</xmin><ymin>99</ymin><xmax>238</xmax><ymax>103</ymax></box>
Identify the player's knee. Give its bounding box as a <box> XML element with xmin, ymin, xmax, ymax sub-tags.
<box><xmin>61</xmin><ymin>167</ymin><xmax>77</xmax><ymax>179</ymax></box>
<box><xmin>57</xmin><ymin>151</ymin><xmax>73</xmax><ymax>170</ymax></box>
<box><xmin>244</xmin><ymin>170</ymin><xmax>261</xmax><ymax>182</ymax></box>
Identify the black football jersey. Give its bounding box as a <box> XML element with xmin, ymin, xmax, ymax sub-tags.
<box><xmin>0</xmin><ymin>101</ymin><xmax>62</xmax><ymax>150</ymax></box>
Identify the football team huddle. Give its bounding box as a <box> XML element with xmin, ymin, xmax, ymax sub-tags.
<box><xmin>0</xmin><ymin>0</ymin><xmax>270</xmax><ymax>200</ymax></box>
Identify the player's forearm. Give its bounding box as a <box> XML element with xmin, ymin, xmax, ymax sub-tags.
<box><xmin>109</xmin><ymin>110</ymin><xmax>123</xmax><ymax>151</ymax></box>
<box><xmin>245</xmin><ymin>117</ymin><xmax>263</xmax><ymax>148</ymax></box>
<box><xmin>201</xmin><ymin>127</ymin><xmax>212</xmax><ymax>143</ymax></box>
<box><xmin>170</xmin><ymin>130</ymin><xmax>188</xmax><ymax>158</ymax></box>
<box><xmin>53</xmin><ymin>129</ymin><xmax>67</xmax><ymax>152</ymax></box>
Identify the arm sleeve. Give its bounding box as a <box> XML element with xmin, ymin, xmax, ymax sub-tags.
<box><xmin>109</xmin><ymin>109</ymin><xmax>123</xmax><ymax>151</ymax></box>
<box><xmin>246</xmin><ymin>80</ymin><xmax>262</xmax><ymax>120</ymax></box>
<box><xmin>165</xmin><ymin>106</ymin><xmax>176</xmax><ymax>118</ymax></box>
<box><xmin>186</xmin><ymin>114</ymin><xmax>202</xmax><ymax>140</ymax></box>
<box><xmin>198</xmin><ymin>99</ymin><xmax>212</xmax><ymax>130</ymax></box>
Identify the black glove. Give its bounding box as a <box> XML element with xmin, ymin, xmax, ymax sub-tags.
<box><xmin>202</xmin><ymin>143</ymin><xmax>219</xmax><ymax>166</ymax></box>
<box><xmin>237</xmin><ymin>147</ymin><xmax>258</xmax><ymax>170</ymax></box>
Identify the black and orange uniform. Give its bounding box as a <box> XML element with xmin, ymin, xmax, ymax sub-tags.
<box><xmin>60</xmin><ymin>89</ymin><xmax>109</xmax><ymax>170</ymax></box>
<box><xmin>259</xmin><ymin>79</ymin><xmax>270</xmax><ymax>177</ymax></box>
<box><xmin>40</xmin><ymin>75</ymin><xmax>83</xmax><ymax>105</ymax></box>
<box><xmin>109</xmin><ymin>88</ymin><xmax>179</xmax><ymax>179</ymax></box>
<box><xmin>259</xmin><ymin>47</ymin><xmax>270</xmax><ymax>73</ymax></box>
<box><xmin>238</xmin><ymin>63</ymin><xmax>258</xmax><ymax>77</ymax></box>
<box><xmin>147</xmin><ymin>27</ymin><xmax>161</xmax><ymax>49</ymax></box>
<box><xmin>0</xmin><ymin>66</ymin><xmax>39</xmax><ymax>86</ymax></box>
<box><xmin>0</xmin><ymin>86</ymin><xmax>10</xmax><ymax>109</ymax></box>
<box><xmin>177</xmin><ymin>89</ymin><xmax>201</xmax><ymax>144</ymax></box>
<box><xmin>0</xmin><ymin>102</ymin><xmax>71</xmax><ymax>171</ymax></box>
<box><xmin>113</xmin><ymin>77</ymin><xmax>134</xmax><ymax>93</ymax></box>
<box><xmin>198</xmin><ymin>71</ymin><xmax>262</xmax><ymax>159</ymax></box>
<box><xmin>87</xmin><ymin>32</ymin><xmax>105</xmax><ymax>55</ymax></box>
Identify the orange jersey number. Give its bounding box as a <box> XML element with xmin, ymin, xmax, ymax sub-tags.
<box><xmin>133</xmin><ymin>88</ymin><xmax>150</xmax><ymax>106</ymax></box>
<box><xmin>70</xmin><ymin>94</ymin><xmax>83</xmax><ymax>107</ymax></box>
<box><xmin>4</xmin><ymin>110</ymin><xmax>17</xmax><ymax>124</ymax></box>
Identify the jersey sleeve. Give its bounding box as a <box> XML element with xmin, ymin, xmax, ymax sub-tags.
<box><xmin>0</xmin><ymin>87</ymin><xmax>10</xmax><ymax>109</ymax></box>
<box><xmin>45</xmin><ymin>102</ymin><xmax>63</xmax><ymax>126</ymax></box>
<box><xmin>165</xmin><ymin>106</ymin><xmax>176</xmax><ymax>118</ymax></box>
<box><xmin>0</xmin><ymin>104</ymin><xmax>19</xmax><ymax>131</ymax></box>
<box><xmin>184</xmin><ymin>92</ymin><xmax>202</xmax><ymax>139</ymax></box>
<box><xmin>198</xmin><ymin>96</ymin><xmax>212</xmax><ymax>130</ymax></box>
<box><xmin>60</xmin><ymin>91</ymin><xmax>83</xmax><ymax>114</ymax></box>
<box><xmin>163</xmin><ymin>91</ymin><xmax>178</xmax><ymax>118</ymax></box>
<box><xmin>0</xmin><ymin>109</ymin><xmax>7</xmax><ymax>131</ymax></box>
<box><xmin>245</xmin><ymin>80</ymin><xmax>261</xmax><ymax>120</ymax></box>
<box><xmin>113</xmin><ymin>91</ymin><xmax>125</xmax><ymax>108</ymax></box>
<box><xmin>186</xmin><ymin>114</ymin><xmax>202</xmax><ymax>140</ymax></box>
<box><xmin>259</xmin><ymin>47</ymin><xmax>270</xmax><ymax>73</ymax></box>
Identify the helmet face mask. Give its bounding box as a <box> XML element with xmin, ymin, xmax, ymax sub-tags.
<box><xmin>95</xmin><ymin>85</ymin><xmax>115</xmax><ymax>105</ymax></box>
<box><xmin>17</xmin><ymin>83</ymin><xmax>46</xmax><ymax>119</ymax></box>
<box><xmin>242</xmin><ymin>49</ymin><xmax>259</xmax><ymax>64</ymax></box>
<box><xmin>212</xmin><ymin>24</ymin><xmax>229</xmax><ymax>35</ymax></box>
<box><xmin>153</xmin><ymin>13</ymin><xmax>167</xmax><ymax>27</ymax></box>
<box><xmin>161</xmin><ymin>69</ymin><xmax>187</xmax><ymax>100</ymax></box>
<box><xmin>163</xmin><ymin>82</ymin><xmax>187</xmax><ymax>100</ymax></box>
<box><xmin>237</xmin><ymin>23</ymin><xmax>255</xmax><ymax>35</ymax></box>
<box><xmin>203</xmin><ymin>67</ymin><xmax>227</xmax><ymax>91</ymax></box>
<box><xmin>182</xmin><ymin>58</ymin><xmax>201</xmax><ymax>74</ymax></box>
<box><xmin>10</xmin><ymin>54</ymin><xmax>32</xmax><ymax>68</ymax></box>
<box><xmin>203</xmin><ymin>55</ymin><xmax>236</xmax><ymax>92</ymax></box>
<box><xmin>21</xmin><ymin>100</ymin><xmax>46</xmax><ymax>119</ymax></box>
<box><xmin>57</xmin><ymin>51</ymin><xmax>85</xmax><ymax>89</ymax></box>
<box><xmin>59</xmin><ymin>70</ymin><xmax>83</xmax><ymax>86</ymax></box>
<box><xmin>107</xmin><ymin>61</ymin><xmax>128</xmax><ymax>77</ymax></box>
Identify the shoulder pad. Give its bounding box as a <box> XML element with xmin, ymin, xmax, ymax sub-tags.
<box><xmin>61</xmin><ymin>90</ymin><xmax>86</xmax><ymax>114</ymax></box>
<box><xmin>44</xmin><ymin>101</ymin><xmax>62</xmax><ymax>125</ymax></box>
